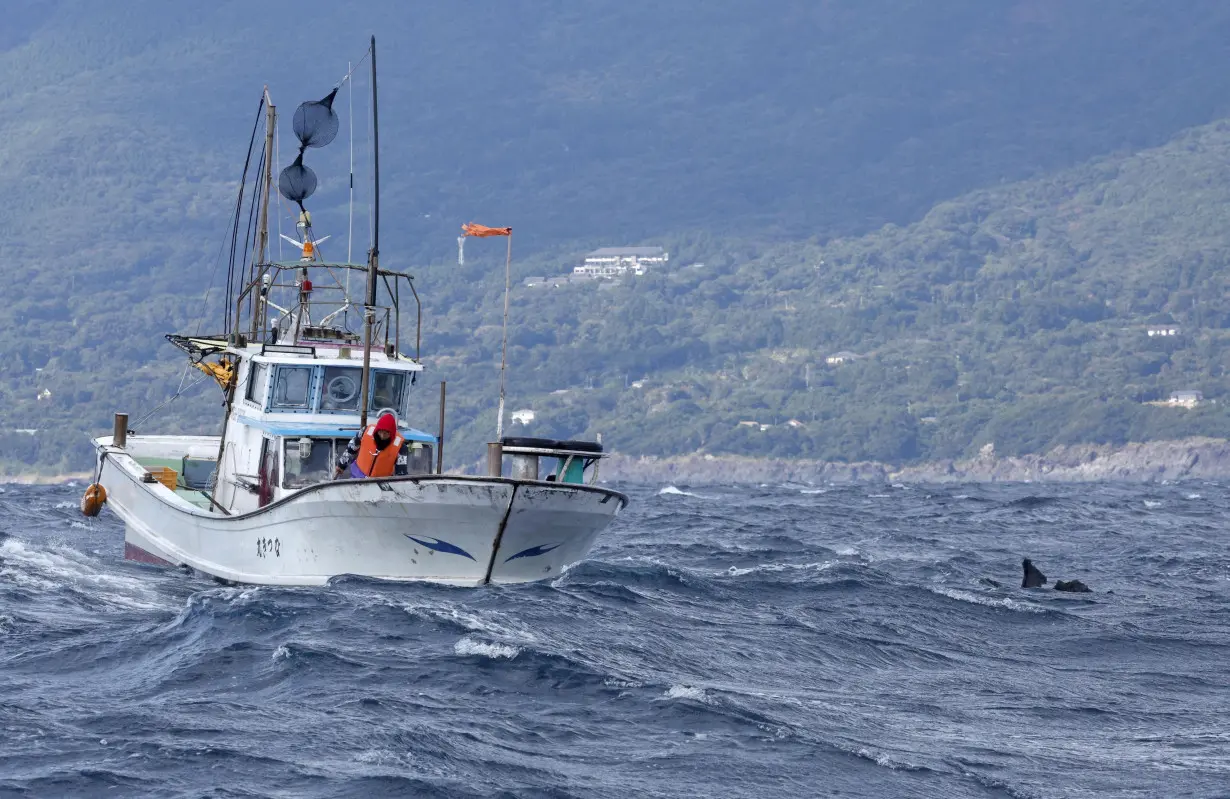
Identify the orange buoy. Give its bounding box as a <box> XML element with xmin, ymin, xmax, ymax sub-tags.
<box><xmin>81</xmin><ymin>483</ymin><xmax>107</xmax><ymax>517</ymax></box>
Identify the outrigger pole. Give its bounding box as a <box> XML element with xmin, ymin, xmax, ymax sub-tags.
<box><xmin>359</xmin><ymin>35</ymin><xmax>380</xmax><ymax>429</ymax></box>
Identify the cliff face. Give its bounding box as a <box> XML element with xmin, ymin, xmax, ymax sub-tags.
<box><xmin>601</xmin><ymin>438</ymin><xmax>1230</xmax><ymax>485</ymax></box>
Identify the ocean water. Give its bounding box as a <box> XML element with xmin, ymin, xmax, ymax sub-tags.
<box><xmin>1</xmin><ymin>481</ymin><xmax>1228</xmax><ymax>798</ymax></box>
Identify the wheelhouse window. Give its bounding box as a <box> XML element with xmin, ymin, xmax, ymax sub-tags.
<box><xmin>245</xmin><ymin>362</ymin><xmax>269</xmax><ymax>404</ymax></box>
<box><xmin>271</xmin><ymin>366</ymin><xmax>313</xmax><ymax>410</ymax></box>
<box><xmin>370</xmin><ymin>371</ymin><xmax>407</xmax><ymax>413</ymax></box>
<box><xmin>283</xmin><ymin>438</ymin><xmax>338</xmax><ymax>488</ymax></box>
<box><xmin>321</xmin><ymin>367</ymin><xmax>362</xmax><ymax>411</ymax></box>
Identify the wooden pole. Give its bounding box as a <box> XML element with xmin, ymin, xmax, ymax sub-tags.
<box><xmin>359</xmin><ymin>35</ymin><xmax>380</xmax><ymax>428</ymax></box>
<box><xmin>251</xmin><ymin>91</ymin><xmax>276</xmax><ymax>339</ymax></box>
<box><xmin>436</xmin><ymin>381</ymin><xmax>446</xmax><ymax>474</ymax></box>
<box><xmin>113</xmin><ymin>413</ymin><xmax>128</xmax><ymax>448</ymax></box>
<box><xmin>495</xmin><ymin>233</ymin><xmax>512</xmax><ymax>439</ymax></box>
<box><xmin>487</xmin><ymin>442</ymin><xmax>503</xmax><ymax>477</ymax></box>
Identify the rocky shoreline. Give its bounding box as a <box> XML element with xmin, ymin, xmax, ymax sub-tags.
<box><xmin>600</xmin><ymin>437</ymin><xmax>1230</xmax><ymax>485</ymax></box>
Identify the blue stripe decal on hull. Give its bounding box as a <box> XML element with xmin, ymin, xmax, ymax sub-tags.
<box><xmin>405</xmin><ymin>535</ymin><xmax>476</xmax><ymax>561</ymax></box>
<box><xmin>504</xmin><ymin>543</ymin><xmax>562</xmax><ymax>563</ymax></box>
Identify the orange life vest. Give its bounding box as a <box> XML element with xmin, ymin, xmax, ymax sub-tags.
<box><xmin>353</xmin><ymin>425</ymin><xmax>404</xmax><ymax>478</ymax></box>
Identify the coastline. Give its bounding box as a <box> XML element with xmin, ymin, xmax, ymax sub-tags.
<box><xmin>7</xmin><ymin>437</ymin><xmax>1230</xmax><ymax>486</ymax></box>
<box><xmin>600</xmin><ymin>437</ymin><xmax>1230</xmax><ymax>485</ymax></box>
<box><xmin>0</xmin><ymin>472</ymin><xmax>92</xmax><ymax>486</ymax></box>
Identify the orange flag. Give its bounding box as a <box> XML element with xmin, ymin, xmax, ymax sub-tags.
<box><xmin>461</xmin><ymin>222</ymin><xmax>512</xmax><ymax>237</ymax></box>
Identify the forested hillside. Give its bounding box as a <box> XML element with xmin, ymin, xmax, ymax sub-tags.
<box><xmin>4</xmin><ymin>1</ymin><xmax>1230</xmax><ymax>473</ymax></box>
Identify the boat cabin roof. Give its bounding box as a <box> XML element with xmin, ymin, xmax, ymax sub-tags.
<box><xmin>239</xmin><ymin>417</ymin><xmax>437</xmax><ymax>444</ymax></box>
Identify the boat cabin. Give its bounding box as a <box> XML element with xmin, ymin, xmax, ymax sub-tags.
<box><xmin>210</xmin><ymin>346</ymin><xmax>436</xmax><ymax>513</ymax></box>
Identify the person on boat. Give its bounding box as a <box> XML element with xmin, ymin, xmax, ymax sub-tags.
<box><xmin>334</xmin><ymin>412</ymin><xmax>409</xmax><ymax>479</ymax></box>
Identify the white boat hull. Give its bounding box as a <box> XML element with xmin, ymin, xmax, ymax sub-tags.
<box><xmin>93</xmin><ymin>441</ymin><xmax>626</xmax><ymax>586</ymax></box>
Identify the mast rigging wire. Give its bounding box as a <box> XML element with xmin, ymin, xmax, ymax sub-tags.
<box><xmin>223</xmin><ymin>94</ymin><xmax>267</xmax><ymax>335</ymax></box>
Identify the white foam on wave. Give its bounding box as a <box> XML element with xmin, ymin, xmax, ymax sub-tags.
<box><xmin>454</xmin><ymin>637</ymin><xmax>520</xmax><ymax>659</ymax></box>
<box><xmin>868</xmin><ymin>493</ymin><xmax>891</xmax><ymax>499</ymax></box>
<box><xmin>663</xmin><ymin>684</ymin><xmax>711</xmax><ymax>703</ymax></box>
<box><xmin>659</xmin><ymin>485</ymin><xmax>699</xmax><ymax>497</ymax></box>
<box><xmin>0</xmin><ymin>538</ymin><xmax>169</xmax><ymax>611</ymax></box>
<box><xmin>799</xmin><ymin>488</ymin><xmax>827</xmax><ymax>495</ymax></box>
<box><xmin>931</xmin><ymin>586</ymin><xmax>1047</xmax><ymax>614</ymax></box>
<box><xmin>725</xmin><ymin>560</ymin><xmax>834</xmax><ymax>578</ymax></box>
<box><xmin>1185</xmin><ymin>493</ymin><xmax>1202</xmax><ymax>500</ymax></box>
<box><xmin>438</xmin><ymin>606</ymin><xmax>537</xmax><ymax>642</ymax></box>
<box><xmin>272</xmin><ymin>644</ymin><xmax>292</xmax><ymax>662</ymax></box>
<box><xmin>835</xmin><ymin>546</ymin><xmax>859</xmax><ymax>556</ymax></box>
<box><xmin>853</xmin><ymin>747</ymin><xmax>923</xmax><ymax>771</ymax></box>
<box><xmin>603</xmin><ymin>677</ymin><xmax>645</xmax><ymax>689</ymax></box>
<box><xmin>1144</xmin><ymin>500</ymin><xmax>1164</xmax><ymax>509</ymax></box>
<box><xmin>53</xmin><ymin>501</ymin><xmax>76</xmax><ymax>510</ymax></box>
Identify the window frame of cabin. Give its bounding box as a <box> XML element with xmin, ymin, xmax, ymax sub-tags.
<box><xmin>245</xmin><ymin>362</ymin><xmax>270</xmax><ymax>405</ymax></box>
<box><xmin>269</xmin><ymin>365</ymin><xmax>315</xmax><ymax>412</ymax></box>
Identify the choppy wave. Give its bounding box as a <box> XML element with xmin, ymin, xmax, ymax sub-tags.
<box><xmin>1</xmin><ymin>481</ymin><xmax>1228</xmax><ymax>797</ymax></box>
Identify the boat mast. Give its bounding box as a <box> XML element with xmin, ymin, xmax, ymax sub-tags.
<box><xmin>212</xmin><ymin>91</ymin><xmax>274</xmax><ymax>513</ymax></box>
<box><xmin>251</xmin><ymin>90</ymin><xmax>276</xmax><ymax>339</ymax></box>
<box><xmin>359</xmin><ymin>35</ymin><xmax>380</xmax><ymax>428</ymax></box>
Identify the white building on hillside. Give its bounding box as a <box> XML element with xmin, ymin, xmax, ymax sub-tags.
<box><xmin>1168</xmin><ymin>390</ymin><xmax>1202</xmax><ymax>408</ymax></box>
<box><xmin>573</xmin><ymin>247</ymin><xmax>668</xmax><ymax>278</ymax></box>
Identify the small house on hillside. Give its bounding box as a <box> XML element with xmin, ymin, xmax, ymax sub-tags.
<box><xmin>573</xmin><ymin>247</ymin><xmax>668</xmax><ymax>278</ymax></box>
<box><xmin>1168</xmin><ymin>390</ymin><xmax>1203</xmax><ymax>408</ymax></box>
<box><xmin>825</xmin><ymin>351</ymin><xmax>860</xmax><ymax>366</ymax></box>
<box><xmin>511</xmin><ymin>409</ymin><xmax>536</xmax><ymax>425</ymax></box>
<box><xmin>1147</xmin><ymin>326</ymin><xmax>1179</xmax><ymax>337</ymax></box>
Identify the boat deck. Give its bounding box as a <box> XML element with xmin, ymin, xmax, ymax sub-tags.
<box><xmin>133</xmin><ymin>456</ymin><xmax>216</xmax><ymax>511</ymax></box>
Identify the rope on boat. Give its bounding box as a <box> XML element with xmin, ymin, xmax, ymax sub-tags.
<box><xmin>131</xmin><ymin>374</ymin><xmax>210</xmax><ymax>430</ymax></box>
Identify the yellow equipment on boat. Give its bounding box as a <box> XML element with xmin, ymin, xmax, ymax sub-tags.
<box><xmin>195</xmin><ymin>357</ymin><xmax>234</xmax><ymax>391</ymax></box>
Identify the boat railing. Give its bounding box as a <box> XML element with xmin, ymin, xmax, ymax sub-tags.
<box><xmin>234</xmin><ymin>261</ymin><xmax>420</xmax><ymax>361</ymax></box>
<box><xmin>498</xmin><ymin>438</ymin><xmax>605</xmax><ymax>485</ymax></box>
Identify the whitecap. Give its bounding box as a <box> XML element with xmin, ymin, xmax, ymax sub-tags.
<box><xmin>799</xmin><ymin>488</ymin><xmax>827</xmax><ymax>495</ymax></box>
<box><xmin>603</xmin><ymin>677</ymin><xmax>644</xmax><ymax>689</ymax></box>
<box><xmin>868</xmin><ymin>494</ymin><xmax>891</xmax><ymax>499</ymax></box>
<box><xmin>1144</xmin><ymin>500</ymin><xmax>1163</xmax><ymax>509</ymax></box>
<box><xmin>658</xmin><ymin>485</ymin><xmax>698</xmax><ymax>497</ymax></box>
<box><xmin>272</xmin><ymin>644</ymin><xmax>291</xmax><ymax>662</ymax></box>
<box><xmin>0</xmin><ymin>538</ymin><xmax>169</xmax><ymax>611</ymax></box>
<box><xmin>1185</xmin><ymin>493</ymin><xmax>1202</xmax><ymax>500</ymax></box>
<box><xmin>663</xmin><ymin>684</ymin><xmax>710</xmax><ymax>703</ymax></box>
<box><xmin>724</xmin><ymin>561</ymin><xmax>834</xmax><ymax>578</ymax></box>
<box><xmin>930</xmin><ymin>586</ymin><xmax>1047</xmax><ymax>614</ymax></box>
<box><xmin>454</xmin><ymin>637</ymin><xmax>520</xmax><ymax>659</ymax></box>
<box><xmin>854</xmin><ymin>747</ymin><xmax>922</xmax><ymax>771</ymax></box>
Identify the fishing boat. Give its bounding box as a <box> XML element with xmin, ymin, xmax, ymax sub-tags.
<box><xmin>84</xmin><ymin>38</ymin><xmax>627</xmax><ymax>586</ymax></box>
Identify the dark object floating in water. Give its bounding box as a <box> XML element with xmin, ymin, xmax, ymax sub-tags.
<box><xmin>1021</xmin><ymin>558</ymin><xmax>1093</xmax><ymax>592</ymax></box>
<box><xmin>1021</xmin><ymin>558</ymin><xmax>1047</xmax><ymax>588</ymax></box>
<box><xmin>979</xmin><ymin>577</ymin><xmax>1002</xmax><ymax>588</ymax></box>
